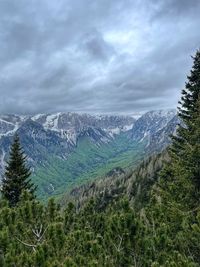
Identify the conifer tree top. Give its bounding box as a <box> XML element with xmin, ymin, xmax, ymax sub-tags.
<box><xmin>178</xmin><ymin>49</ymin><xmax>200</xmax><ymax>122</ymax></box>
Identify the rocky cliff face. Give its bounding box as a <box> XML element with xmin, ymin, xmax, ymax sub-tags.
<box><xmin>129</xmin><ymin>109</ymin><xmax>176</xmax><ymax>141</ymax></box>
<box><xmin>32</xmin><ymin>112</ymin><xmax>135</xmax><ymax>132</ymax></box>
<box><xmin>147</xmin><ymin>115</ymin><xmax>180</xmax><ymax>152</ymax></box>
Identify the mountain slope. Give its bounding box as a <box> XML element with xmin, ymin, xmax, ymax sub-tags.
<box><xmin>62</xmin><ymin>150</ymin><xmax>170</xmax><ymax>209</ymax></box>
<box><xmin>32</xmin><ymin>133</ymin><xmax>146</xmax><ymax>199</ymax></box>
<box><xmin>129</xmin><ymin>109</ymin><xmax>176</xmax><ymax>142</ymax></box>
<box><xmin>32</xmin><ymin>112</ymin><xmax>135</xmax><ymax>131</ymax></box>
<box><xmin>0</xmin><ymin>110</ymin><xmax>179</xmax><ymax>200</ymax></box>
<box><xmin>0</xmin><ymin>113</ymin><xmax>134</xmax><ymax>171</ymax></box>
<box><xmin>147</xmin><ymin>115</ymin><xmax>180</xmax><ymax>152</ymax></box>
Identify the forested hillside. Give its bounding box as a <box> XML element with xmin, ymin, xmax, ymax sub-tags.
<box><xmin>61</xmin><ymin>150</ymin><xmax>170</xmax><ymax>210</ymax></box>
<box><xmin>0</xmin><ymin>50</ymin><xmax>199</xmax><ymax>266</ymax></box>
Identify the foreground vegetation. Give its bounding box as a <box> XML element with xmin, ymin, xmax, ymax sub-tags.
<box><xmin>0</xmin><ymin>51</ymin><xmax>199</xmax><ymax>266</ymax></box>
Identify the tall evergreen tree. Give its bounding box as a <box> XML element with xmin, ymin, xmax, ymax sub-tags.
<box><xmin>1</xmin><ymin>135</ymin><xmax>36</xmax><ymax>206</ymax></box>
<box><xmin>138</xmin><ymin>50</ymin><xmax>200</xmax><ymax>266</ymax></box>
<box><xmin>171</xmin><ymin>50</ymin><xmax>200</xmax><ymax>187</ymax></box>
<box><xmin>182</xmin><ymin>97</ymin><xmax>200</xmax><ymax>188</ymax></box>
<box><xmin>172</xmin><ymin>50</ymin><xmax>200</xmax><ymax>153</ymax></box>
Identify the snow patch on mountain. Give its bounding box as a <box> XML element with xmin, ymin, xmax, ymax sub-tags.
<box><xmin>43</xmin><ymin>113</ymin><xmax>62</xmax><ymax>131</ymax></box>
<box><xmin>105</xmin><ymin>124</ymin><xmax>134</xmax><ymax>137</ymax></box>
<box><xmin>32</xmin><ymin>113</ymin><xmax>46</xmax><ymax>121</ymax></box>
<box><xmin>130</xmin><ymin>109</ymin><xmax>177</xmax><ymax>142</ymax></box>
<box><xmin>60</xmin><ymin>129</ymin><xmax>77</xmax><ymax>145</ymax></box>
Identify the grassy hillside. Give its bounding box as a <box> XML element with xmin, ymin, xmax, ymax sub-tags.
<box><xmin>32</xmin><ymin>133</ymin><xmax>146</xmax><ymax>200</ymax></box>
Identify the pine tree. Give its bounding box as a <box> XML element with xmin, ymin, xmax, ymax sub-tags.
<box><xmin>1</xmin><ymin>135</ymin><xmax>36</xmax><ymax>206</ymax></box>
<box><xmin>183</xmin><ymin>98</ymin><xmax>200</xmax><ymax>188</ymax></box>
<box><xmin>171</xmin><ymin>50</ymin><xmax>200</xmax><ymax>153</ymax></box>
<box><xmin>171</xmin><ymin>50</ymin><xmax>200</xmax><ymax>187</ymax></box>
<box><xmin>141</xmin><ymin>50</ymin><xmax>200</xmax><ymax>266</ymax></box>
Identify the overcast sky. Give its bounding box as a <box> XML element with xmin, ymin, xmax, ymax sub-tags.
<box><xmin>0</xmin><ymin>0</ymin><xmax>200</xmax><ymax>115</ymax></box>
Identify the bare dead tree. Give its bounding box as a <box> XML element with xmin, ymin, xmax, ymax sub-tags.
<box><xmin>16</xmin><ymin>224</ymin><xmax>48</xmax><ymax>252</ymax></box>
<box><xmin>113</xmin><ymin>234</ymin><xmax>124</xmax><ymax>252</ymax></box>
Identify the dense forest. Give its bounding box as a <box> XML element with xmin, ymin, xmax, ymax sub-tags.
<box><xmin>0</xmin><ymin>50</ymin><xmax>199</xmax><ymax>266</ymax></box>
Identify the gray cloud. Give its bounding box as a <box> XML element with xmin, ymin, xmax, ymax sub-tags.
<box><xmin>0</xmin><ymin>0</ymin><xmax>200</xmax><ymax>115</ymax></box>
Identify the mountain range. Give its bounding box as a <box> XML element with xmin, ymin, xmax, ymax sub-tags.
<box><xmin>0</xmin><ymin>109</ymin><xmax>178</xmax><ymax>200</ymax></box>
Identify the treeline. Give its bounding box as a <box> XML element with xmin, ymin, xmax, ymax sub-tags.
<box><xmin>0</xmin><ymin>50</ymin><xmax>200</xmax><ymax>266</ymax></box>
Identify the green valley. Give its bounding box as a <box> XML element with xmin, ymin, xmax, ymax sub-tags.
<box><xmin>32</xmin><ymin>133</ymin><xmax>146</xmax><ymax>200</ymax></box>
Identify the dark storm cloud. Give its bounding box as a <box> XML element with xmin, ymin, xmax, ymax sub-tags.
<box><xmin>80</xmin><ymin>30</ymin><xmax>116</xmax><ymax>61</ymax></box>
<box><xmin>0</xmin><ymin>0</ymin><xmax>200</xmax><ymax>115</ymax></box>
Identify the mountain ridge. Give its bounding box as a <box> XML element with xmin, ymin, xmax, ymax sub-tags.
<box><xmin>0</xmin><ymin>109</ymin><xmax>178</xmax><ymax>200</ymax></box>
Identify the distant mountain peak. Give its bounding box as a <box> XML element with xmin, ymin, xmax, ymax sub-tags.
<box><xmin>142</xmin><ymin>109</ymin><xmax>176</xmax><ymax>117</ymax></box>
<box><xmin>130</xmin><ymin>109</ymin><xmax>177</xmax><ymax>142</ymax></box>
